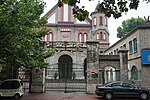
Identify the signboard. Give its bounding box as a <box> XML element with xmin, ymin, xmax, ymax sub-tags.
<box><xmin>91</xmin><ymin>70</ymin><xmax>98</xmax><ymax>78</ymax></box>
<box><xmin>142</xmin><ymin>50</ymin><xmax>150</xmax><ymax>64</ymax></box>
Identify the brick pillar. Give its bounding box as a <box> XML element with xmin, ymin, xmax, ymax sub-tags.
<box><xmin>118</xmin><ymin>47</ymin><xmax>128</xmax><ymax>82</ymax></box>
<box><xmin>86</xmin><ymin>41</ymin><xmax>99</xmax><ymax>94</ymax></box>
<box><xmin>30</xmin><ymin>68</ymin><xmax>45</xmax><ymax>93</ymax></box>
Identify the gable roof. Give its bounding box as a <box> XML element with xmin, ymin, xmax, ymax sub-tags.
<box><xmin>42</xmin><ymin>4</ymin><xmax>58</xmax><ymax>18</ymax></box>
<box><xmin>42</xmin><ymin>3</ymin><xmax>92</xmax><ymax>24</ymax></box>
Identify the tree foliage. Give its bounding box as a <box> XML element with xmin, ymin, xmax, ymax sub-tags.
<box><xmin>117</xmin><ymin>17</ymin><xmax>145</xmax><ymax>38</ymax></box>
<box><xmin>0</xmin><ymin>0</ymin><xmax>55</xmax><ymax>70</ymax></box>
<box><xmin>58</xmin><ymin>0</ymin><xmax>150</xmax><ymax>21</ymax></box>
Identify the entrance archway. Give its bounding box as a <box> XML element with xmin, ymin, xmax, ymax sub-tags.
<box><xmin>45</xmin><ymin>54</ymin><xmax>87</xmax><ymax>92</ymax></box>
<box><xmin>58</xmin><ymin>55</ymin><xmax>72</xmax><ymax>79</ymax></box>
<box><xmin>103</xmin><ymin>66</ymin><xmax>116</xmax><ymax>83</ymax></box>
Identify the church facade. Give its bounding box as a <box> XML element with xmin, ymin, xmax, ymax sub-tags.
<box><xmin>42</xmin><ymin>3</ymin><xmax>109</xmax><ymax>80</ymax></box>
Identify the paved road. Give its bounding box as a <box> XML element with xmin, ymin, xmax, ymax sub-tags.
<box><xmin>20</xmin><ymin>92</ymin><xmax>150</xmax><ymax>100</ymax></box>
<box><xmin>20</xmin><ymin>92</ymin><xmax>97</xmax><ymax>100</ymax></box>
<box><xmin>1</xmin><ymin>92</ymin><xmax>150</xmax><ymax>100</ymax></box>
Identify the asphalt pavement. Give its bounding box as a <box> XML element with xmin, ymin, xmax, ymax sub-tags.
<box><xmin>1</xmin><ymin>92</ymin><xmax>150</xmax><ymax>100</ymax></box>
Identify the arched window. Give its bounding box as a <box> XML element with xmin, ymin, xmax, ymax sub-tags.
<box><xmin>46</xmin><ymin>32</ymin><xmax>53</xmax><ymax>42</ymax></box>
<box><xmin>131</xmin><ymin>66</ymin><xmax>138</xmax><ymax>80</ymax></box>
<box><xmin>78</xmin><ymin>33</ymin><xmax>82</xmax><ymax>42</ymax></box>
<box><xmin>49</xmin><ymin>32</ymin><xmax>53</xmax><ymax>42</ymax></box>
<box><xmin>105</xmin><ymin>17</ymin><xmax>108</xmax><ymax>26</ymax></box>
<box><xmin>133</xmin><ymin>38</ymin><xmax>138</xmax><ymax>52</ymax></box>
<box><xmin>100</xmin><ymin>32</ymin><xmax>103</xmax><ymax>40</ymax></box>
<box><xmin>94</xmin><ymin>17</ymin><xmax>97</xmax><ymax>26</ymax></box>
<box><xmin>100</xmin><ymin>16</ymin><xmax>103</xmax><ymax>25</ymax></box>
<box><xmin>129</xmin><ymin>41</ymin><xmax>132</xmax><ymax>53</ymax></box>
<box><xmin>96</xmin><ymin>33</ymin><xmax>99</xmax><ymax>40</ymax></box>
<box><xmin>83</xmin><ymin>33</ymin><xmax>87</xmax><ymax>42</ymax></box>
<box><xmin>103</xmin><ymin>33</ymin><xmax>106</xmax><ymax>40</ymax></box>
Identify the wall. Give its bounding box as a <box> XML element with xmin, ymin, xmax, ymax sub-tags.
<box><xmin>99</xmin><ymin>55</ymin><xmax>120</xmax><ymax>84</ymax></box>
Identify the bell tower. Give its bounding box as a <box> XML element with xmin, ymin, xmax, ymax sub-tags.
<box><xmin>91</xmin><ymin>0</ymin><xmax>110</xmax><ymax>54</ymax></box>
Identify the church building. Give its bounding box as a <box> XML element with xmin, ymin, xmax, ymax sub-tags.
<box><xmin>42</xmin><ymin>2</ymin><xmax>109</xmax><ymax>80</ymax></box>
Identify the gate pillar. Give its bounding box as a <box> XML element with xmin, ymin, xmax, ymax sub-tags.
<box><xmin>118</xmin><ymin>47</ymin><xmax>128</xmax><ymax>82</ymax></box>
<box><xmin>30</xmin><ymin>68</ymin><xmax>45</xmax><ymax>93</ymax></box>
<box><xmin>86</xmin><ymin>41</ymin><xmax>99</xmax><ymax>94</ymax></box>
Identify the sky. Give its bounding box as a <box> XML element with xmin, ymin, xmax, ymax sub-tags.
<box><xmin>43</xmin><ymin>0</ymin><xmax>150</xmax><ymax>46</ymax></box>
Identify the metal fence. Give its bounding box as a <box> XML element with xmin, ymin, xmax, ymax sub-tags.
<box><xmin>18</xmin><ymin>67</ymin><xmax>87</xmax><ymax>93</ymax></box>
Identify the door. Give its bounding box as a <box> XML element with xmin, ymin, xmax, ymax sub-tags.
<box><xmin>121</xmin><ymin>83</ymin><xmax>138</xmax><ymax>98</ymax></box>
<box><xmin>58</xmin><ymin>55</ymin><xmax>72</xmax><ymax>79</ymax></box>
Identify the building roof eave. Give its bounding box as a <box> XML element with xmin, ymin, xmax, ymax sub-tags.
<box><xmin>42</xmin><ymin>4</ymin><xmax>58</xmax><ymax>18</ymax></box>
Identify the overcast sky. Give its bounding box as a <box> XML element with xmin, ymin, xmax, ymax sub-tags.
<box><xmin>43</xmin><ymin>0</ymin><xmax>150</xmax><ymax>46</ymax></box>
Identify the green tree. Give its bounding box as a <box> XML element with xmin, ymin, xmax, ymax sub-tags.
<box><xmin>0</xmin><ymin>0</ymin><xmax>55</xmax><ymax>79</ymax></box>
<box><xmin>57</xmin><ymin>0</ymin><xmax>150</xmax><ymax>21</ymax></box>
<box><xmin>117</xmin><ymin>17</ymin><xmax>145</xmax><ymax>38</ymax></box>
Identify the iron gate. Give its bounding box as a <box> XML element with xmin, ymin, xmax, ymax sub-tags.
<box><xmin>45</xmin><ymin>63</ymin><xmax>87</xmax><ymax>92</ymax></box>
<box><xmin>45</xmin><ymin>79</ymin><xmax>87</xmax><ymax>92</ymax></box>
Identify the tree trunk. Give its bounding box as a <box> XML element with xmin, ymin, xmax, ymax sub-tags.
<box><xmin>29</xmin><ymin>68</ymin><xmax>33</xmax><ymax>93</ymax></box>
